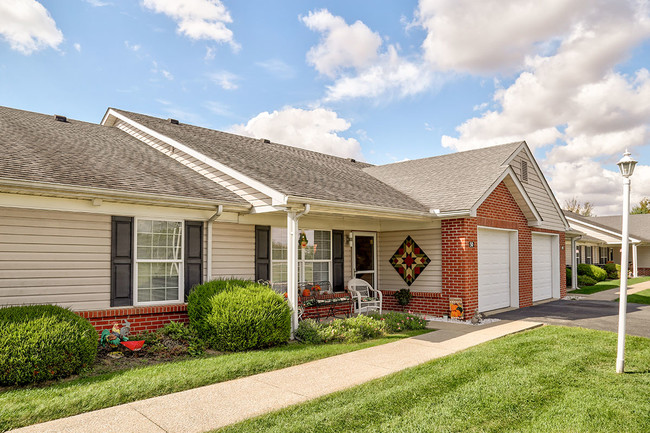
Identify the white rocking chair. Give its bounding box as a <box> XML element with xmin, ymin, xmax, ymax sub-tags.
<box><xmin>347</xmin><ymin>278</ymin><xmax>382</xmax><ymax>314</ymax></box>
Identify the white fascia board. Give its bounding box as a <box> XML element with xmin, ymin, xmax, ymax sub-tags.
<box><xmin>286</xmin><ymin>196</ymin><xmax>435</xmax><ymax>220</ymax></box>
<box><xmin>504</xmin><ymin>142</ymin><xmax>571</xmax><ymax>230</ymax></box>
<box><xmin>566</xmin><ymin>216</ymin><xmax>641</xmax><ymax>243</ymax></box>
<box><xmin>103</xmin><ymin>109</ymin><xmax>288</xmax><ymax>206</ymax></box>
<box><xmin>0</xmin><ymin>178</ymin><xmax>251</xmax><ymax>212</ymax></box>
<box><xmin>470</xmin><ymin>167</ymin><xmax>543</xmax><ymax>223</ymax></box>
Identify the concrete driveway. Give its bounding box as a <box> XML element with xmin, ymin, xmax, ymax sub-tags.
<box><xmin>491</xmin><ymin>298</ymin><xmax>650</xmax><ymax>338</ymax></box>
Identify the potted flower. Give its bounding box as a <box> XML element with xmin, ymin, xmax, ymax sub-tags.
<box><xmin>394</xmin><ymin>288</ymin><xmax>412</xmax><ymax>310</ymax></box>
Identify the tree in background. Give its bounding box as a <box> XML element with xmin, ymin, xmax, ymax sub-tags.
<box><xmin>631</xmin><ymin>197</ymin><xmax>650</xmax><ymax>214</ymax></box>
<box><xmin>564</xmin><ymin>197</ymin><xmax>595</xmax><ymax>216</ymax></box>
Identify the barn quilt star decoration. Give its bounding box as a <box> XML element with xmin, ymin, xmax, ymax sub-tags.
<box><xmin>389</xmin><ymin>235</ymin><xmax>430</xmax><ymax>286</ymax></box>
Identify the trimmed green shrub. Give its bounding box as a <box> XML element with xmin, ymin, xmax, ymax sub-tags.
<box><xmin>295</xmin><ymin>319</ymin><xmax>323</xmax><ymax>344</ymax></box>
<box><xmin>368</xmin><ymin>312</ymin><xmax>427</xmax><ymax>333</ymax></box>
<box><xmin>577</xmin><ymin>275</ymin><xmax>597</xmax><ymax>287</ymax></box>
<box><xmin>296</xmin><ymin>316</ymin><xmax>388</xmax><ymax>345</ymax></box>
<box><xmin>566</xmin><ymin>268</ymin><xmax>572</xmax><ymax>287</ymax></box>
<box><xmin>0</xmin><ymin>305</ymin><xmax>97</xmax><ymax>386</ymax></box>
<box><xmin>187</xmin><ymin>278</ymin><xmax>251</xmax><ymax>340</ymax></box>
<box><xmin>205</xmin><ymin>282</ymin><xmax>291</xmax><ymax>351</ymax></box>
<box><xmin>603</xmin><ymin>263</ymin><xmax>621</xmax><ymax>279</ymax></box>
<box><xmin>577</xmin><ymin>264</ymin><xmax>607</xmax><ymax>282</ymax></box>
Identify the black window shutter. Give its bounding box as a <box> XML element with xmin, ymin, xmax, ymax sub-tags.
<box><xmin>332</xmin><ymin>230</ymin><xmax>345</xmax><ymax>291</ymax></box>
<box><xmin>255</xmin><ymin>225</ymin><xmax>271</xmax><ymax>281</ymax></box>
<box><xmin>111</xmin><ymin>216</ymin><xmax>133</xmax><ymax>307</ymax></box>
<box><xmin>185</xmin><ymin>221</ymin><xmax>203</xmax><ymax>300</ymax></box>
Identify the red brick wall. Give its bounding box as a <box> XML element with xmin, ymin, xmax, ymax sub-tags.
<box><xmin>638</xmin><ymin>268</ymin><xmax>650</xmax><ymax>276</ymax></box>
<box><xmin>76</xmin><ymin>304</ymin><xmax>188</xmax><ymax>335</ymax></box>
<box><xmin>379</xmin><ymin>181</ymin><xmax>566</xmax><ymax>319</ymax></box>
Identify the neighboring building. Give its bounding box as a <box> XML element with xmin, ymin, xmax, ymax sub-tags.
<box><xmin>0</xmin><ymin>106</ymin><xmax>570</xmax><ymax>332</ymax></box>
<box><xmin>565</xmin><ymin>211</ymin><xmax>650</xmax><ymax>278</ymax></box>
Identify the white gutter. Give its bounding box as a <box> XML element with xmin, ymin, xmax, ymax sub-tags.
<box><xmin>206</xmin><ymin>205</ymin><xmax>223</xmax><ymax>282</ymax></box>
<box><xmin>103</xmin><ymin>109</ymin><xmax>289</xmax><ymax>206</ymax></box>
<box><xmin>0</xmin><ymin>178</ymin><xmax>251</xmax><ymax>212</ymax></box>
<box><xmin>566</xmin><ymin>216</ymin><xmax>641</xmax><ymax>244</ymax></box>
<box><xmin>286</xmin><ymin>195</ymin><xmax>433</xmax><ymax>219</ymax></box>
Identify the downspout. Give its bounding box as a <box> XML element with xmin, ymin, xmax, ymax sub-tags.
<box><xmin>632</xmin><ymin>243</ymin><xmax>639</xmax><ymax>278</ymax></box>
<box><xmin>206</xmin><ymin>205</ymin><xmax>223</xmax><ymax>282</ymax></box>
<box><xmin>287</xmin><ymin>204</ymin><xmax>310</xmax><ymax>338</ymax></box>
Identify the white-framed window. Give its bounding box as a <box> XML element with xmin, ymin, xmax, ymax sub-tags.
<box><xmin>134</xmin><ymin>219</ymin><xmax>184</xmax><ymax>304</ymax></box>
<box><xmin>585</xmin><ymin>246</ymin><xmax>592</xmax><ymax>264</ymax></box>
<box><xmin>271</xmin><ymin>228</ymin><xmax>331</xmax><ymax>285</ymax></box>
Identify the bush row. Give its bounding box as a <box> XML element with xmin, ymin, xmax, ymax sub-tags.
<box><xmin>188</xmin><ymin>279</ymin><xmax>291</xmax><ymax>352</ymax></box>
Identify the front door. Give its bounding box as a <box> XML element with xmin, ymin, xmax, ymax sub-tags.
<box><xmin>353</xmin><ymin>233</ymin><xmax>376</xmax><ymax>288</ymax></box>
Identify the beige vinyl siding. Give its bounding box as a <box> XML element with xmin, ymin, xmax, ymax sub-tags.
<box><xmin>565</xmin><ymin>241</ymin><xmax>572</xmax><ymax>264</ymax></box>
<box><xmin>115</xmin><ymin>120</ymin><xmax>272</xmax><ymax>207</ymax></box>
<box><xmin>511</xmin><ymin>151</ymin><xmax>566</xmax><ymax>231</ymax></box>
<box><xmin>0</xmin><ymin>207</ymin><xmax>111</xmax><ymax>310</ymax></box>
<box><xmin>344</xmin><ymin>230</ymin><xmax>353</xmax><ymax>284</ymax></box>
<box><xmin>636</xmin><ymin>245</ymin><xmax>650</xmax><ymax>268</ymax></box>
<box><xmin>377</xmin><ymin>229</ymin><xmax>442</xmax><ymax>293</ymax></box>
<box><xmin>211</xmin><ymin>222</ymin><xmax>255</xmax><ymax>280</ymax></box>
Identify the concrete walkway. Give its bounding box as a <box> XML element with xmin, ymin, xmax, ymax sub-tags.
<box><xmin>584</xmin><ymin>279</ymin><xmax>650</xmax><ymax>301</ymax></box>
<box><xmin>12</xmin><ymin>320</ymin><xmax>540</xmax><ymax>433</ymax></box>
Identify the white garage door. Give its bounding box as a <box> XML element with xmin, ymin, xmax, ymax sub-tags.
<box><xmin>478</xmin><ymin>228</ymin><xmax>511</xmax><ymax>312</ymax></box>
<box><xmin>532</xmin><ymin>234</ymin><xmax>553</xmax><ymax>302</ymax></box>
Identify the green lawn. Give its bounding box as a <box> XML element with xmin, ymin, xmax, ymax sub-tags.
<box><xmin>569</xmin><ymin>276</ymin><xmax>650</xmax><ymax>294</ymax></box>
<box><xmin>627</xmin><ymin>288</ymin><xmax>650</xmax><ymax>305</ymax></box>
<box><xmin>0</xmin><ymin>331</ymin><xmax>425</xmax><ymax>432</ymax></box>
<box><xmin>218</xmin><ymin>326</ymin><xmax>650</xmax><ymax>433</ymax></box>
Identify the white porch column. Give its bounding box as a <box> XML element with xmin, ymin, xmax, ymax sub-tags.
<box><xmin>632</xmin><ymin>243</ymin><xmax>638</xmax><ymax>278</ymax></box>
<box><xmin>286</xmin><ymin>211</ymin><xmax>299</xmax><ymax>336</ymax></box>
<box><xmin>571</xmin><ymin>237</ymin><xmax>579</xmax><ymax>290</ymax></box>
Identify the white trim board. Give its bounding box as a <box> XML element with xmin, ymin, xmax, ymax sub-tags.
<box><xmin>503</xmin><ymin>142</ymin><xmax>571</xmax><ymax>230</ymax></box>
<box><xmin>102</xmin><ymin>109</ymin><xmax>288</xmax><ymax>207</ymax></box>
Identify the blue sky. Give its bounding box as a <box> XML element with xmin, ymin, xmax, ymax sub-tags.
<box><xmin>1</xmin><ymin>0</ymin><xmax>650</xmax><ymax>215</ymax></box>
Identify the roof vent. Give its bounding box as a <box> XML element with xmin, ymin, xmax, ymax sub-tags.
<box><xmin>348</xmin><ymin>158</ymin><xmax>356</xmax><ymax>163</ymax></box>
<box><xmin>521</xmin><ymin>160</ymin><xmax>528</xmax><ymax>182</ymax></box>
<box><xmin>168</xmin><ymin>118</ymin><xmax>180</xmax><ymax>125</ymax></box>
<box><xmin>54</xmin><ymin>115</ymin><xmax>67</xmax><ymax>123</ymax></box>
<box><xmin>262</xmin><ymin>138</ymin><xmax>271</xmax><ymax>144</ymax></box>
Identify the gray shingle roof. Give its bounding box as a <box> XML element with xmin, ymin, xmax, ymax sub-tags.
<box><xmin>585</xmin><ymin>214</ymin><xmax>650</xmax><ymax>242</ymax></box>
<box><xmin>364</xmin><ymin>142</ymin><xmax>524</xmax><ymax>212</ymax></box>
<box><xmin>112</xmin><ymin>108</ymin><xmax>429</xmax><ymax>212</ymax></box>
<box><xmin>0</xmin><ymin>106</ymin><xmax>248</xmax><ymax>205</ymax></box>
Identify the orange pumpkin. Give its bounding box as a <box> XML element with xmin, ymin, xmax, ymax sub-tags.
<box><xmin>302</xmin><ymin>288</ymin><xmax>311</xmax><ymax>297</ymax></box>
<box><xmin>283</xmin><ymin>292</ymin><xmax>288</xmax><ymax>298</ymax></box>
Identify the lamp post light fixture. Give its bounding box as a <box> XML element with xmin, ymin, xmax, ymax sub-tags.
<box><xmin>616</xmin><ymin>149</ymin><xmax>637</xmax><ymax>374</ymax></box>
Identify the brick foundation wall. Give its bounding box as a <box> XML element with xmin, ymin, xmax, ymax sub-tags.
<box><xmin>380</xmin><ymin>290</ymin><xmax>446</xmax><ymax>316</ymax></box>
<box><xmin>76</xmin><ymin>304</ymin><xmax>189</xmax><ymax>335</ymax></box>
<box><xmin>638</xmin><ymin>268</ymin><xmax>650</xmax><ymax>276</ymax></box>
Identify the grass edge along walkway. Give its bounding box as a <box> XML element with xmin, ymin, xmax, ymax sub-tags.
<box><xmin>0</xmin><ymin>330</ymin><xmax>425</xmax><ymax>432</ymax></box>
<box><xmin>569</xmin><ymin>276</ymin><xmax>650</xmax><ymax>294</ymax></box>
<box><xmin>217</xmin><ymin>326</ymin><xmax>650</xmax><ymax>433</ymax></box>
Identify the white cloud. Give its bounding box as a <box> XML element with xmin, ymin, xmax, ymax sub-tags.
<box><xmin>161</xmin><ymin>69</ymin><xmax>173</xmax><ymax>80</ymax></box>
<box><xmin>124</xmin><ymin>40</ymin><xmax>141</xmax><ymax>52</ymax></box>
<box><xmin>85</xmin><ymin>0</ymin><xmax>111</xmax><ymax>6</ymax></box>
<box><xmin>302</xmin><ymin>9</ymin><xmax>437</xmax><ymax>102</ymax></box>
<box><xmin>142</xmin><ymin>0</ymin><xmax>238</xmax><ymax>50</ymax></box>
<box><xmin>434</xmin><ymin>0</ymin><xmax>650</xmax><ymax>214</ymax></box>
<box><xmin>204</xmin><ymin>46</ymin><xmax>215</xmax><ymax>60</ymax></box>
<box><xmin>417</xmin><ymin>0</ymin><xmax>600</xmax><ymax>73</ymax></box>
<box><xmin>256</xmin><ymin>59</ymin><xmax>296</xmax><ymax>79</ymax></box>
<box><xmin>231</xmin><ymin>107</ymin><xmax>362</xmax><ymax>159</ymax></box>
<box><xmin>301</xmin><ymin>9</ymin><xmax>382</xmax><ymax>78</ymax></box>
<box><xmin>73</xmin><ymin>42</ymin><xmax>81</xmax><ymax>52</ymax></box>
<box><xmin>203</xmin><ymin>100</ymin><xmax>233</xmax><ymax>117</ymax></box>
<box><xmin>0</xmin><ymin>0</ymin><xmax>63</xmax><ymax>54</ymax></box>
<box><xmin>323</xmin><ymin>45</ymin><xmax>435</xmax><ymax>102</ymax></box>
<box><xmin>208</xmin><ymin>71</ymin><xmax>239</xmax><ymax>90</ymax></box>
